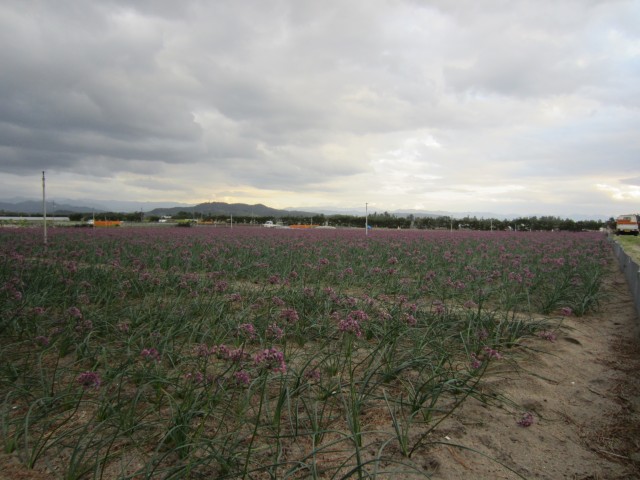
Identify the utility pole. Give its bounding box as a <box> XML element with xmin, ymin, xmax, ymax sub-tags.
<box><xmin>365</xmin><ymin>202</ymin><xmax>368</xmax><ymax>236</ymax></box>
<box><xmin>42</xmin><ymin>171</ymin><xmax>47</xmax><ymax>246</ymax></box>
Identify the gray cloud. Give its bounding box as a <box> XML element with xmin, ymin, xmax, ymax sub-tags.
<box><xmin>0</xmin><ymin>0</ymin><xmax>638</xmax><ymax>215</ymax></box>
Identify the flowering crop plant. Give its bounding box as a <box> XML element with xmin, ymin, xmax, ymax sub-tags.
<box><xmin>0</xmin><ymin>226</ymin><xmax>610</xmax><ymax>478</ymax></box>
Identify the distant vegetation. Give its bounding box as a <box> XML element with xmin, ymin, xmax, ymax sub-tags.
<box><xmin>2</xmin><ymin>208</ymin><xmax>611</xmax><ymax>232</ymax></box>
<box><xmin>61</xmin><ymin>211</ymin><xmax>609</xmax><ymax>231</ymax></box>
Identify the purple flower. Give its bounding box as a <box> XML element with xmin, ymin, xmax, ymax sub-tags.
<box><xmin>211</xmin><ymin>344</ymin><xmax>230</xmax><ymax>359</ymax></box>
<box><xmin>560</xmin><ymin>307</ymin><xmax>572</xmax><ymax>316</ymax></box>
<box><xmin>233</xmin><ymin>370</ymin><xmax>251</xmax><ymax>386</ymax></box>
<box><xmin>228</xmin><ymin>348</ymin><xmax>246</xmax><ymax>362</ymax></box>
<box><xmin>338</xmin><ymin>317</ymin><xmax>362</xmax><ymax>337</ymax></box>
<box><xmin>238</xmin><ymin>323</ymin><xmax>257</xmax><ymax>340</ymax></box>
<box><xmin>77</xmin><ymin>371</ymin><xmax>101</xmax><ymax>389</ymax></box>
<box><xmin>404</xmin><ymin>314</ymin><xmax>417</xmax><ymax>326</ymax></box>
<box><xmin>193</xmin><ymin>343</ymin><xmax>212</xmax><ymax>357</ymax></box>
<box><xmin>254</xmin><ymin>348</ymin><xmax>287</xmax><ymax>373</ymax></box>
<box><xmin>538</xmin><ymin>331</ymin><xmax>557</xmax><ymax>342</ymax></box>
<box><xmin>141</xmin><ymin>348</ymin><xmax>161</xmax><ymax>362</ymax></box>
<box><xmin>304</xmin><ymin>368</ymin><xmax>321</xmax><ymax>382</ymax></box>
<box><xmin>470</xmin><ymin>353</ymin><xmax>482</xmax><ymax>370</ymax></box>
<box><xmin>432</xmin><ymin>300</ymin><xmax>445</xmax><ymax>315</ymax></box>
<box><xmin>75</xmin><ymin>319</ymin><xmax>93</xmax><ymax>333</ymax></box>
<box><xmin>349</xmin><ymin>310</ymin><xmax>369</xmax><ymax>322</ymax></box>
<box><xmin>463</xmin><ymin>299</ymin><xmax>478</xmax><ymax>309</ymax></box>
<box><xmin>517</xmin><ymin>412</ymin><xmax>534</xmax><ymax>427</ymax></box>
<box><xmin>67</xmin><ymin>306</ymin><xmax>83</xmax><ymax>319</ymax></box>
<box><xmin>280</xmin><ymin>308</ymin><xmax>299</xmax><ymax>324</ymax></box>
<box><xmin>225</xmin><ymin>292</ymin><xmax>242</xmax><ymax>302</ymax></box>
<box><xmin>483</xmin><ymin>346</ymin><xmax>503</xmax><ymax>360</ymax></box>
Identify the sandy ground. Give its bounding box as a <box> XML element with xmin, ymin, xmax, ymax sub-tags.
<box><xmin>423</xmin><ymin>258</ymin><xmax>640</xmax><ymax>480</ymax></box>
<box><xmin>1</xmin><ymin>254</ymin><xmax>639</xmax><ymax>480</ymax></box>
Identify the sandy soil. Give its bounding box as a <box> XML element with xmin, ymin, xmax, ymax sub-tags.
<box><xmin>423</xmin><ymin>259</ymin><xmax>640</xmax><ymax>480</ymax></box>
<box><xmin>1</xmin><ymin>255</ymin><xmax>639</xmax><ymax>480</ymax></box>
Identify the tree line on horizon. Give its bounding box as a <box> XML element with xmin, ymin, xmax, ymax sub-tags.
<box><xmin>42</xmin><ymin>211</ymin><xmax>611</xmax><ymax>232</ymax></box>
<box><xmin>0</xmin><ymin>208</ymin><xmax>612</xmax><ymax>231</ymax></box>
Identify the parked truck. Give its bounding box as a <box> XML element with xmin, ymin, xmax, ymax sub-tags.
<box><xmin>615</xmin><ymin>214</ymin><xmax>639</xmax><ymax>236</ymax></box>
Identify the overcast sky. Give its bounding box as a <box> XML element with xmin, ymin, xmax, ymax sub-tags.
<box><xmin>1</xmin><ymin>0</ymin><xmax>638</xmax><ymax>217</ymax></box>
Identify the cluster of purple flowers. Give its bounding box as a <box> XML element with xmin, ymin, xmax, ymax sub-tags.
<box><xmin>338</xmin><ymin>311</ymin><xmax>366</xmax><ymax>338</ymax></box>
<box><xmin>238</xmin><ymin>323</ymin><xmax>257</xmax><ymax>340</ymax></box>
<box><xmin>463</xmin><ymin>299</ymin><xmax>478</xmax><ymax>309</ymax></box>
<box><xmin>432</xmin><ymin>300</ymin><xmax>446</xmax><ymax>315</ymax></box>
<box><xmin>538</xmin><ymin>331</ymin><xmax>557</xmax><ymax>342</ymax></box>
<box><xmin>338</xmin><ymin>317</ymin><xmax>361</xmax><ymax>337</ymax></box>
<box><xmin>470</xmin><ymin>345</ymin><xmax>504</xmax><ymax>369</ymax></box>
<box><xmin>225</xmin><ymin>292</ymin><xmax>242</xmax><ymax>302</ymax></box>
<box><xmin>141</xmin><ymin>348</ymin><xmax>161</xmax><ymax>362</ymax></box>
<box><xmin>210</xmin><ymin>344</ymin><xmax>246</xmax><ymax>362</ymax></box>
<box><xmin>470</xmin><ymin>353</ymin><xmax>482</xmax><ymax>370</ymax></box>
<box><xmin>75</xmin><ymin>319</ymin><xmax>93</xmax><ymax>333</ymax></box>
<box><xmin>483</xmin><ymin>346</ymin><xmax>503</xmax><ymax>360</ymax></box>
<box><xmin>67</xmin><ymin>306</ymin><xmax>83</xmax><ymax>319</ymax></box>
<box><xmin>280</xmin><ymin>308</ymin><xmax>299</xmax><ymax>324</ymax></box>
<box><xmin>233</xmin><ymin>370</ymin><xmax>251</xmax><ymax>386</ymax></box>
<box><xmin>77</xmin><ymin>371</ymin><xmax>101</xmax><ymax>389</ymax></box>
<box><xmin>403</xmin><ymin>313</ymin><xmax>417</xmax><ymax>326</ymax></box>
<box><xmin>304</xmin><ymin>368</ymin><xmax>321</xmax><ymax>383</ymax></box>
<box><xmin>254</xmin><ymin>348</ymin><xmax>287</xmax><ymax>373</ymax></box>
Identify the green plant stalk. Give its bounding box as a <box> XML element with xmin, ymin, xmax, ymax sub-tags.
<box><xmin>242</xmin><ymin>374</ymin><xmax>268</xmax><ymax>480</ymax></box>
<box><xmin>25</xmin><ymin>391</ymin><xmax>85</xmax><ymax>469</ymax></box>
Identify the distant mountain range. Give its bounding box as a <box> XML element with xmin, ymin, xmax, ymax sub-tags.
<box><xmin>0</xmin><ymin>198</ymin><xmax>192</xmax><ymax>214</ymax></box>
<box><xmin>0</xmin><ymin>198</ymin><xmax>316</xmax><ymax>218</ymax></box>
<box><xmin>0</xmin><ymin>198</ymin><xmax>611</xmax><ymax>221</ymax></box>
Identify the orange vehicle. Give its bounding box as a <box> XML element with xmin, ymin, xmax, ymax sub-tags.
<box><xmin>93</xmin><ymin>220</ymin><xmax>122</xmax><ymax>228</ymax></box>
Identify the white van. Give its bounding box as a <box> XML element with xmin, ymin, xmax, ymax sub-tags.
<box><xmin>615</xmin><ymin>214</ymin><xmax>639</xmax><ymax>236</ymax></box>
